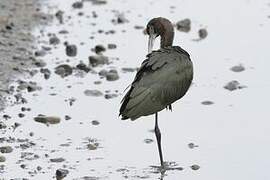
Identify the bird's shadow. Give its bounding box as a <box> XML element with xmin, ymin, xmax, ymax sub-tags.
<box><xmin>149</xmin><ymin>161</ymin><xmax>183</xmax><ymax>179</ymax></box>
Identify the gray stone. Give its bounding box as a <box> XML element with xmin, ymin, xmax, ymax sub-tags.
<box><xmin>190</xmin><ymin>164</ymin><xmax>200</xmax><ymax>170</ymax></box>
<box><xmin>34</xmin><ymin>115</ymin><xmax>61</xmax><ymax>125</ymax></box>
<box><xmin>224</xmin><ymin>80</ymin><xmax>246</xmax><ymax>91</ymax></box>
<box><xmin>56</xmin><ymin>169</ymin><xmax>69</xmax><ymax>180</ymax></box>
<box><xmin>55</xmin><ymin>64</ymin><xmax>73</xmax><ymax>77</ymax></box>
<box><xmin>89</xmin><ymin>55</ymin><xmax>109</xmax><ymax>67</ymax></box>
<box><xmin>50</xmin><ymin>157</ymin><xmax>65</xmax><ymax>163</ymax></box>
<box><xmin>49</xmin><ymin>36</ymin><xmax>60</xmax><ymax>45</ymax></box>
<box><xmin>84</xmin><ymin>89</ymin><xmax>103</xmax><ymax>97</ymax></box>
<box><xmin>198</xmin><ymin>28</ymin><xmax>208</xmax><ymax>39</ymax></box>
<box><xmin>66</xmin><ymin>44</ymin><xmax>77</xmax><ymax>57</ymax></box>
<box><xmin>230</xmin><ymin>64</ymin><xmax>245</xmax><ymax>72</ymax></box>
<box><xmin>0</xmin><ymin>146</ymin><xmax>13</xmax><ymax>153</ymax></box>
<box><xmin>176</xmin><ymin>18</ymin><xmax>191</xmax><ymax>32</ymax></box>
<box><xmin>106</xmin><ymin>70</ymin><xmax>119</xmax><ymax>81</ymax></box>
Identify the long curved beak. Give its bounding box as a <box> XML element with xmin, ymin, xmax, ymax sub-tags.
<box><xmin>148</xmin><ymin>33</ymin><xmax>156</xmax><ymax>54</ymax></box>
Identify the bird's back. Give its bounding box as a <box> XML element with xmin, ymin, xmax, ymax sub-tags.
<box><xmin>120</xmin><ymin>46</ymin><xmax>193</xmax><ymax>120</ymax></box>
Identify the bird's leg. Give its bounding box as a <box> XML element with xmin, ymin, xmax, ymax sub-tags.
<box><xmin>155</xmin><ymin>112</ymin><xmax>164</xmax><ymax>168</ymax></box>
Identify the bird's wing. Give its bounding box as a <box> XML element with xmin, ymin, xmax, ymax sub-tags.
<box><xmin>120</xmin><ymin>46</ymin><xmax>193</xmax><ymax>120</ymax></box>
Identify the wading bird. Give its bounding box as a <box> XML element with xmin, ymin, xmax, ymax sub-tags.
<box><xmin>119</xmin><ymin>17</ymin><xmax>193</xmax><ymax>168</ymax></box>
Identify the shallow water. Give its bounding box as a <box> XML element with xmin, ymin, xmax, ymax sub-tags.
<box><xmin>1</xmin><ymin>0</ymin><xmax>270</xmax><ymax>179</ymax></box>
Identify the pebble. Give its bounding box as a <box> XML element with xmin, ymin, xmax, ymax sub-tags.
<box><xmin>18</xmin><ymin>113</ymin><xmax>25</xmax><ymax>118</ymax></box>
<box><xmin>94</xmin><ymin>45</ymin><xmax>106</xmax><ymax>54</ymax></box>
<box><xmin>188</xmin><ymin>143</ymin><xmax>199</xmax><ymax>149</ymax></box>
<box><xmin>65</xmin><ymin>115</ymin><xmax>71</xmax><ymax>120</ymax></box>
<box><xmin>55</xmin><ymin>64</ymin><xmax>73</xmax><ymax>77</ymax></box>
<box><xmin>121</xmin><ymin>67</ymin><xmax>137</xmax><ymax>73</ymax></box>
<box><xmin>40</xmin><ymin>68</ymin><xmax>51</xmax><ymax>79</ymax></box>
<box><xmin>34</xmin><ymin>49</ymin><xmax>46</xmax><ymax>57</ymax></box>
<box><xmin>0</xmin><ymin>146</ymin><xmax>13</xmax><ymax>153</ymax></box>
<box><xmin>104</xmin><ymin>93</ymin><xmax>118</xmax><ymax>99</ymax></box>
<box><xmin>107</xmin><ymin>43</ymin><xmax>117</xmax><ymax>49</ymax></box>
<box><xmin>190</xmin><ymin>164</ymin><xmax>200</xmax><ymax>170</ymax></box>
<box><xmin>224</xmin><ymin>80</ymin><xmax>246</xmax><ymax>91</ymax></box>
<box><xmin>84</xmin><ymin>89</ymin><xmax>103</xmax><ymax>97</ymax></box>
<box><xmin>198</xmin><ymin>28</ymin><xmax>208</xmax><ymax>39</ymax></box>
<box><xmin>76</xmin><ymin>62</ymin><xmax>91</xmax><ymax>73</ymax></box>
<box><xmin>72</xmin><ymin>1</ymin><xmax>83</xmax><ymax>9</ymax></box>
<box><xmin>50</xmin><ymin>157</ymin><xmax>65</xmax><ymax>163</ymax></box>
<box><xmin>230</xmin><ymin>64</ymin><xmax>245</xmax><ymax>72</ymax></box>
<box><xmin>91</xmin><ymin>120</ymin><xmax>100</xmax><ymax>125</ymax></box>
<box><xmin>0</xmin><ymin>156</ymin><xmax>6</xmax><ymax>162</ymax></box>
<box><xmin>201</xmin><ymin>100</ymin><xmax>214</xmax><ymax>105</ymax></box>
<box><xmin>49</xmin><ymin>36</ymin><xmax>60</xmax><ymax>45</ymax></box>
<box><xmin>98</xmin><ymin>69</ymin><xmax>108</xmax><ymax>77</ymax></box>
<box><xmin>106</xmin><ymin>69</ymin><xmax>119</xmax><ymax>81</ymax></box>
<box><xmin>56</xmin><ymin>169</ymin><xmax>69</xmax><ymax>180</ymax></box>
<box><xmin>55</xmin><ymin>10</ymin><xmax>64</xmax><ymax>24</ymax></box>
<box><xmin>65</xmin><ymin>44</ymin><xmax>77</xmax><ymax>57</ymax></box>
<box><xmin>89</xmin><ymin>55</ymin><xmax>109</xmax><ymax>67</ymax></box>
<box><xmin>0</xmin><ymin>122</ymin><xmax>7</xmax><ymax>129</ymax></box>
<box><xmin>34</xmin><ymin>115</ymin><xmax>61</xmax><ymax>125</ymax></box>
<box><xmin>144</xmin><ymin>138</ymin><xmax>154</xmax><ymax>144</ymax></box>
<box><xmin>176</xmin><ymin>18</ymin><xmax>191</xmax><ymax>32</ymax></box>
<box><xmin>87</xmin><ymin>143</ymin><xmax>97</xmax><ymax>150</ymax></box>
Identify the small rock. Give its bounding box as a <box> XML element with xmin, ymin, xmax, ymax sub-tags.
<box><xmin>94</xmin><ymin>45</ymin><xmax>106</xmax><ymax>54</ymax></box>
<box><xmin>144</xmin><ymin>138</ymin><xmax>154</xmax><ymax>144</ymax></box>
<box><xmin>188</xmin><ymin>143</ymin><xmax>199</xmax><ymax>149</ymax></box>
<box><xmin>104</xmin><ymin>93</ymin><xmax>118</xmax><ymax>99</ymax></box>
<box><xmin>98</xmin><ymin>69</ymin><xmax>108</xmax><ymax>77</ymax></box>
<box><xmin>230</xmin><ymin>64</ymin><xmax>245</xmax><ymax>72</ymax></box>
<box><xmin>0</xmin><ymin>146</ymin><xmax>13</xmax><ymax>153</ymax></box>
<box><xmin>49</xmin><ymin>36</ymin><xmax>60</xmax><ymax>45</ymax></box>
<box><xmin>37</xmin><ymin>166</ymin><xmax>42</xmax><ymax>171</ymax></box>
<box><xmin>0</xmin><ymin>122</ymin><xmax>7</xmax><ymax>129</ymax></box>
<box><xmin>72</xmin><ymin>1</ymin><xmax>83</xmax><ymax>9</ymax></box>
<box><xmin>55</xmin><ymin>64</ymin><xmax>73</xmax><ymax>77</ymax></box>
<box><xmin>34</xmin><ymin>59</ymin><xmax>47</xmax><ymax>67</ymax></box>
<box><xmin>0</xmin><ymin>156</ymin><xmax>6</xmax><ymax>162</ymax></box>
<box><xmin>201</xmin><ymin>101</ymin><xmax>214</xmax><ymax>105</ymax></box>
<box><xmin>40</xmin><ymin>68</ymin><xmax>51</xmax><ymax>79</ymax></box>
<box><xmin>89</xmin><ymin>55</ymin><xmax>109</xmax><ymax>67</ymax></box>
<box><xmin>56</xmin><ymin>169</ymin><xmax>69</xmax><ymax>180</ymax></box>
<box><xmin>87</xmin><ymin>143</ymin><xmax>97</xmax><ymax>150</ymax></box>
<box><xmin>176</xmin><ymin>18</ymin><xmax>191</xmax><ymax>32</ymax></box>
<box><xmin>121</xmin><ymin>67</ymin><xmax>137</xmax><ymax>73</ymax></box>
<box><xmin>198</xmin><ymin>28</ymin><xmax>208</xmax><ymax>39</ymax></box>
<box><xmin>65</xmin><ymin>44</ymin><xmax>77</xmax><ymax>57</ymax></box>
<box><xmin>190</xmin><ymin>164</ymin><xmax>200</xmax><ymax>170</ymax></box>
<box><xmin>224</xmin><ymin>80</ymin><xmax>246</xmax><ymax>91</ymax></box>
<box><xmin>34</xmin><ymin>50</ymin><xmax>46</xmax><ymax>57</ymax></box>
<box><xmin>112</xmin><ymin>13</ymin><xmax>129</xmax><ymax>24</ymax></box>
<box><xmin>107</xmin><ymin>43</ymin><xmax>117</xmax><ymax>49</ymax></box>
<box><xmin>90</xmin><ymin>0</ymin><xmax>107</xmax><ymax>5</ymax></box>
<box><xmin>55</xmin><ymin>10</ymin><xmax>64</xmax><ymax>24</ymax></box>
<box><xmin>76</xmin><ymin>62</ymin><xmax>91</xmax><ymax>73</ymax></box>
<box><xmin>34</xmin><ymin>115</ymin><xmax>61</xmax><ymax>125</ymax></box>
<box><xmin>106</xmin><ymin>70</ymin><xmax>119</xmax><ymax>81</ymax></box>
<box><xmin>84</xmin><ymin>90</ymin><xmax>103</xmax><ymax>97</ymax></box>
<box><xmin>18</xmin><ymin>113</ymin><xmax>25</xmax><ymax>118</ymax></box>
<box><xmin>91</xmin><ymin>120</ymin><xmax>100</xmax><ymax>125</ymax></box>
<box><xmin>65</xmin><ymin>115</ymin><xmax>71</xmax><ymax>120</ymax></box>
<box><xmin>50</xmin><ymin>157</ymin><xmax>65</xmax><ymax>163</ymax></box>
<box><xmin>134</xmin><ymin>25</ymin><xmax>144</xmax><ymax>30</ymax></box>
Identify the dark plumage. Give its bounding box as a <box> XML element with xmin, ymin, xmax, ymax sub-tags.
<box><xmin>119</xmin><ymin>17</ymin><xmax>194</xmax><ymax>167</ymax></box>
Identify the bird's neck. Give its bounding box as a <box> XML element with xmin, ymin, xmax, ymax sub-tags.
<box><xmin>160</xmin><ymin>29</ymin><xmax>174</xmax><ymax>48</ymax></box>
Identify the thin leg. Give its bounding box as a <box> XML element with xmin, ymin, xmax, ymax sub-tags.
<box><xmin>155</xmin><ymin>112</ymin><xmax>164</xmax><ymax>167</ymax></box>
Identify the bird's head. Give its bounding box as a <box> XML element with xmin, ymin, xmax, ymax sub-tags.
<box><xmin>146</xmin><ymin>17</ymin><xmax>174</xmax><ymax>53</ymax></box>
